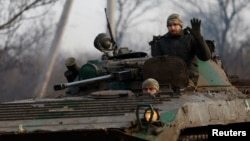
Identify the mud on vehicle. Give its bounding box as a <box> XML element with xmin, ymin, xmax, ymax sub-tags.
<box><xmin>0</xmin><ymin>8</ymin><xmax>250</xmax><ymax>141</ymax></box>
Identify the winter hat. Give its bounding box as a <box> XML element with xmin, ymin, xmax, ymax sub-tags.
<box><xmin>142</xmin><ymin>78</ymin><xmax>160</xmax><ymax>92</ymax></box>
<box><xmin>65</xmin><ymin>57</ymin><xmax>76</xmax><ymax>67</ymax></box>
<box><xmin>167</xmin><ymin>13</ymin><xmax>183</xmax><ymax>27</ymax></box>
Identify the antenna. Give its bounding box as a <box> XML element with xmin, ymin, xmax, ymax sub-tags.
<box><xmin>104</xmin><ymin>8</ymin><xmax>117</xmax><ymax>54</ymax></box>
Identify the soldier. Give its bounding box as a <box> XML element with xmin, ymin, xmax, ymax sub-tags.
<box><xmin>142</xmin><ymin>78</ymin><xmax>160</xmax><ymax>97</ymax></box>
<box><xmin>149</xmin><ymin>13</ymin><xmax>211</xmax><ymax>89</ymax></box>
<box><xmin>64</xmin><ymin>57</ymin><xmax>79</xmax><ymax>82</ymax></box>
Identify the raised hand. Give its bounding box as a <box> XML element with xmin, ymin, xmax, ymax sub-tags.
<box><xmin>187</xmin><ymin>18</ymin><xmax>202</xmax><ymax>38</ymax></box>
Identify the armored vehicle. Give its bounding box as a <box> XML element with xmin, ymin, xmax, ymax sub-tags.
<box><xmin>0</xmin><ymin>10</ymin><xmax>250</xmax><ymax>141</ymax></box>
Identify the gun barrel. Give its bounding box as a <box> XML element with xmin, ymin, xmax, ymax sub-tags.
<box><xmin>54</xmin><ymin>74</ymin><xmax>113</xmax><ymax>91</ymax></box>
<box><xmin>108</xmin><ymin>57</ymin><xmax>149</xmax><ymax>67</ymax></box>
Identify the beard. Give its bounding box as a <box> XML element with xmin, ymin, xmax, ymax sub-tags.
<box><xmin>169</xmin><ymin>30</ymin><xmax>182</xmax><ymax>36</ymax></box>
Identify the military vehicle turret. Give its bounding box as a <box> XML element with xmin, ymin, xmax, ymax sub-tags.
<box><xmin>0</xmin><ymin>9</ymin><xmax>250</xmax><ymax>141</ymax></box>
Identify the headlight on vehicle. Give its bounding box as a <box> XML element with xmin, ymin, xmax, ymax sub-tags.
<box><xmin>144</xmin><ymin>108</ymin><xmax>159</xmax><ymax>122</ymax></box>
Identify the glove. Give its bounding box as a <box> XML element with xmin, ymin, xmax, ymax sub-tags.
<box><xmin>187</xmin><ymin>18</ymin><xmax>202</xmax><ymax>39</ymax></box>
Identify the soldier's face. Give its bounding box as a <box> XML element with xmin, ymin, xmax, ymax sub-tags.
<box><xmin>143</xmin><ymin>87</ymin><xmax>158</xmax><ymax>95</ymax></box>
<box><xmin>167</xmin><ymin>24</ymin><xmax>182</xmax><ymax>36</ymax></box>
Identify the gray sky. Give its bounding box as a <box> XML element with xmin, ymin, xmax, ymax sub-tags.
<box><xmin>57</xmin><ymin>0</ymin><xmax>176</xmax><ymax>58</ymax></box>
<box><xmin>57</xmin><ymin>0</ymin><xmax>250</xmax><ymax>59</ymax></box>
<box><xmin>59</xmin><ymin>0</ymin><xmax>106</xmax><ymax>57</ymax></box>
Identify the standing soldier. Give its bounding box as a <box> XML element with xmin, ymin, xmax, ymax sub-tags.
<box><xmin>149</xmin><ymin>13</ymin><xmax>211</xmax><ymax>89</ymax></box>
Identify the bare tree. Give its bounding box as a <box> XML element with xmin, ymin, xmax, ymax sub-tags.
<box><xmin>0</xmin><ymin>0</ymin><xmax>61</xmax><ymax>71</ymax></box>
<box><xmin>171</xmin><ymin>0</ymin><xmax>250</xmax><ymax>78</ymax></box>
<box><xmin>233</xmin><ymin>35</ymin><xmax>250</xmax><ymax>78</ymax></box>
<box><xmin>0</xmin><ymin>0</ymin><xmax>62</xmax><ymax>102</ymax></box>
<box><xmin>115</xmin><ymin>0</ymin><xmax>162</xmax><ymax>47</ymax></box>
<box><xmin>172</xmin><ymin>0</ymin><xmax>250</xmax><ymax>59</ymax></box>
<box><xmin>0</xmin><ymin>0</ymin><xmax>59</xmax><ymax>31</ymax></box>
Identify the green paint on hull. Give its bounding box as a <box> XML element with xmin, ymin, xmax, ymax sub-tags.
<box><xmin>198</xmin><ymin>60</ymin><xmax>226</xmax><ymax>85</ymax></box>
<box><xmin>161</xmin><ymin>110</ymin><xmax>177</xmax><ymax>123</ymax></box>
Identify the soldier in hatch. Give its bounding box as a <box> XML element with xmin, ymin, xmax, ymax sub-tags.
<box><xmin>142</xmin><ymin>78</ymin><xmax>160</xmax><ymax>97</ymax></box>
<box><xmin>149</xmin><ymin>13</ymin><xmax>211</xmax><ymax>89</ymax></box>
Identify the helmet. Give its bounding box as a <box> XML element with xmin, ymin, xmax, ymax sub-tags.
<box><xmin>94</xmin><ymin>33</ymin><xmax>113</xmax><ymax>52</ymax></box>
